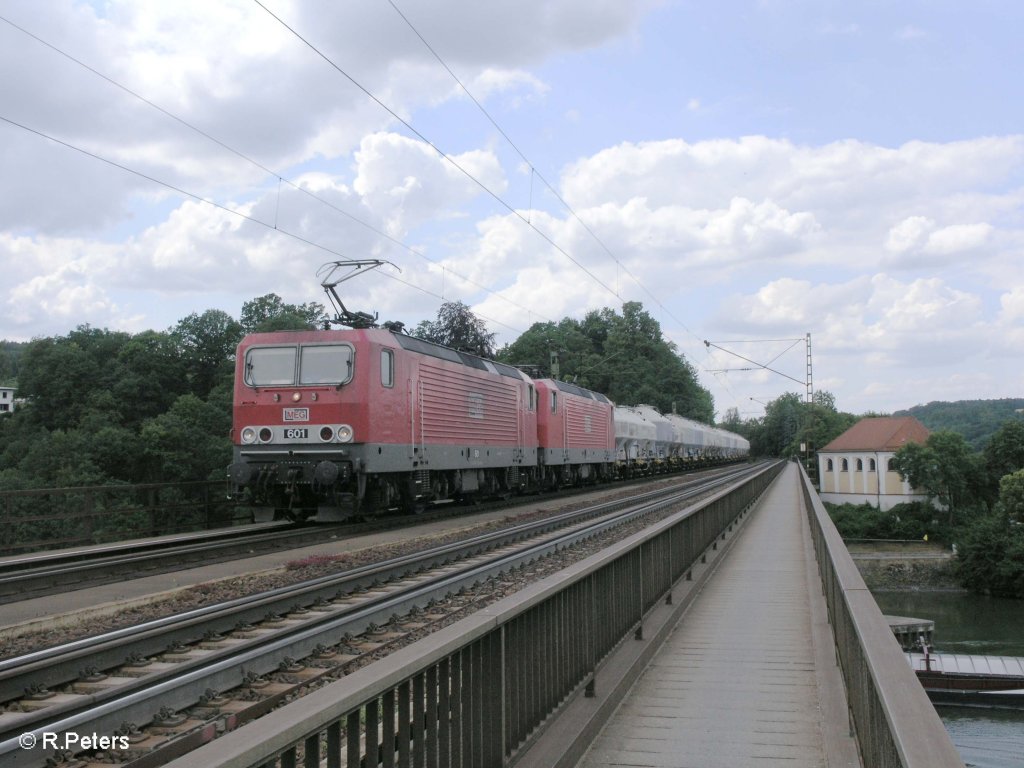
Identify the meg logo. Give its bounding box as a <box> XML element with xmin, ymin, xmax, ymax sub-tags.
<box><xmin>283</xmin><ymin>408</ymin><xmax>309</xmax><ymax>422</ymax></box>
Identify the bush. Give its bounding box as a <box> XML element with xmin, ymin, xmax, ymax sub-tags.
<box><xmin>825</xmin><ymin>501</ymin><xmax>944</xmax><ymax>542</ymax></box>
<box><xmin>954</xmin><ymin>513</ymin><xmax>1024</xmax><ymax>598</ymax></box>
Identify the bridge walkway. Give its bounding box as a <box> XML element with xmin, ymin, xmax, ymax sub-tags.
<box><xmin>576</xmin><ymin>462</ymin><xmax>860</xmax><ymax>768</ymax></box>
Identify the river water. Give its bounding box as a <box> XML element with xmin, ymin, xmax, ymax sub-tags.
<box><xmin>872</xmin><ymin>591</ymin><xmax>1024</xmax><ymax>768</ymax></box>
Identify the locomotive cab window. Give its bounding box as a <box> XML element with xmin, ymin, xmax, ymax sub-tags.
<box><xmin>299</xmin><ymin>344</ymin><xmax>353</xmax><ymax>385</ymax></box>
<box><xmin>245</xmin><ymin>346</ymin><xmax>297</xmax><ymax>386</ymax></box>
<box><xmin>245</xmin><ymin>344</ymin><xmax>354</xmax><ymax>387</ymax></box>
<box><xmin>381</xmin><ymin>349</ymin><xmax>394</xmax><ymax>388</ymax></box>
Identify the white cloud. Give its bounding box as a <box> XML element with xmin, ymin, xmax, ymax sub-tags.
<box><xmin>885</xmin><ymin>216</ymin><xmax>933</xmax><ymax>253</ymax></box>
<box><xmin>924</xmin><ymin>223</ymin><xmax>993</xmax><ymax>255</ymax></box>
<box><xmin>1</xmin><ymin>0</ymin><xmax>651</xmax><ymax>237</ymax></box>
<box><xmin>1000</xmin><ymin>287</ymin><xmax>1024</xmax><ymax>323</ymax></box>
<box><xmin>465</xmin><ymin>68</ymin><xmax>550</xmax><ymax>105</ymax></box>
<box><xmin>353</xmin><ymin>132</ymin><xmax>506</xmax><ymax>235</ymax></box>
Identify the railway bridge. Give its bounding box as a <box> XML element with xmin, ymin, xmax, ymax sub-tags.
<box><xmin>165</xmin><ymin>461</ymin><xmax>963</xmax><ymax>768</ymax></box>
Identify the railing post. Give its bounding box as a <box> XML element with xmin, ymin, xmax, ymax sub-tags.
<box><xmin>83</xmin><ymin>489</ymin><xmax>94</xmax><ymax>543</ymax></box>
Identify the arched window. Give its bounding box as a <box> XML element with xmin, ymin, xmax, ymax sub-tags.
<box><xmin>856</xmin><ymin>458</ymin><xmax>863</xmax><ymax>471</ymax></box>
<box><xmin>826</xmin><ymin>458</ymin><xmax>834</xmax><ymax>472</ymax></box>
<box><xmin>869</xmin><ymin>458</ymin><xmax>876</xmax><ymax>471</ymax></box>
<box><xmin>841</xmin><ymin>458</ymin><xmax>849</xmax><ymax>471</ymax></box>
<box><xmin>888</xmin><ymin>458</ymin><xmax>897</xmax><ymax>472</ymax></box>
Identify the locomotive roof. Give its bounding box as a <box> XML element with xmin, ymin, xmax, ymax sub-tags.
<box><xmin>547</xmin><ymin>378</ymin><xmax>612</xmax><ymax>404</ymax></box>
<box><xmin>394</xmin><ymin>332</ymin><xmax>528</xmax><ymax>382</ymax></box>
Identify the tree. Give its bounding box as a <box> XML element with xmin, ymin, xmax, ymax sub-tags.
<box><xmin>0</xmin><ymin>341</ymin><xmax>26</xmax><ymax>384</ymax></box>
<box><xmin>14</xmin><ymin>326</ymin><xmax>134</xmax><ymax>430</ymax></box>
<box><xmin>140</xmin><ymin>394</ymin><xmax>233</xmax><ymax>482</ymax></box>
<box><xmin>998</xmin><ymin>469</ymin><xmax>1024</xmax><ymax>523</ymax></box>
<box><xmin>111</xmin><ymin>330</ymin><xmax>188</xmax><ymax>426</ymax></box>
<box><xmin>891</xmin><ymin>430</ymin><xmax>983</xmax><ymax>525</ymax></box>
<box><xmin>171</xmin><ymin>310</ymin><xmax>243</xmax><ymax>399</ymax></box>
<box><xmin>413</xmin><ymin>301</ymin><xmax>496</xmax><ymax>357</ymax></box>
<box><xmin>755</xmin><ymin>393</ymin><xmax>804</xmax><ymax>457</ymax></box>
<box><xmin>497</xmin><ymin>302</ymin><xmax>714</xmax><ymax>423</ymax></box>
<box><xmin>240</xmin><ymin>293</ymin><xmax>328</xmax><ymax>333</ymax></box>
<box><xmin>954</xmin><ymin>511</ymin><xmax>1024</xmax><ymax>597</ymax></box>
<box><xmin>983</xmin><ymin>420</ymin><xmax>1024</xmax><ymax>495</ymax></box>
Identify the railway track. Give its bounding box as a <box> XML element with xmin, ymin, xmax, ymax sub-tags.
<box><xmin>0</xmin><ymin>463</ymin><xmax>764</xmax><ymax>768</ymax></box>
<box><xmin>0</xmin><ymin>522</ymin><xmax>342</xmax><ymax>605</ymax></box>
<box><xmin>0</xmin><ymin>464</ymin><xmax>747</xmax><ymax>606</ymax></box>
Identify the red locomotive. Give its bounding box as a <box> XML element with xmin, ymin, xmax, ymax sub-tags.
<box><xmin>228</xmin><ymin>327</ymin><xmax>560</xmax><ymax>521</ymax></box>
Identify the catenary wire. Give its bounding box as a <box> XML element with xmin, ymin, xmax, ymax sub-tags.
<box><xmin>0</xmin><ymin>112</ymin><xmax>525</xmax><ymax>336</ymax></box>
<box><xmin>0</xmin><ymin>12</ymin><xmax>553</xmax><ymax>329</ymax></box>
<box><xmin>252</xmin><ymin>0</ymin><xmax>621</xmax><ymax>301</ymax></box>
<box><xmin>381</xmin><ymin>0</ymin><xmax>752</xmax><ymax>410</ymax></box>
<box><xmin>384</xmin><ymin>0</ymin><xmax>695</xmax><ymax>338</ymax></box>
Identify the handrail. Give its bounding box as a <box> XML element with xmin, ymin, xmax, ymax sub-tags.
<box><xmin>167</xmin><ymin>462</ymin><xmax>784</xmax><ymax>768</ymax></box>
<box><xmin>797</xmin><ymin>462</ymin><xmax>963</xmax><ymax>768</ymax></box>
<box><xmin>0</xmin><ymin>480</ymin><xmax>240</xmax><ymax>553</ymax></box>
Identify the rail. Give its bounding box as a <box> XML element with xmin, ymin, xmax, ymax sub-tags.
<box><xmin>0</xmin><ymin>480</ymin><xmax>242</xmax><ymax>553</ymax></box>
<box><xmin>798</xmin><ymin>462</ymin><xmax>963</xmax><ymax>768</ymax></box>
<box><xmin>168</xmin><ymin>462</ymin><xmax>783</xmax><ymax>768</ymax></box>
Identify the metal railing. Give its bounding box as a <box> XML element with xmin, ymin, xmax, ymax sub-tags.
<box><xmin>169</xmin><ymin>463</ymin><xmax>783</xmax><ymax>768</ymax></box>
<box><xmin>798</xmin><ymin>463</ymin><xmax>964</xmax><ymax>768</ymax></box>
<box><xmin>0</xmin><ymin>480</ymin><xmax>242</xmax><ymax>553</ymax></box>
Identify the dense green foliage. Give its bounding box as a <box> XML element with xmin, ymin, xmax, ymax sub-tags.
<box><xmin>412</xmin><ymin>301</ymin><xmax>497</xmax><ymax>358</ymax></box>
<box><xmin>827</xmin><ymin>501</ymin><xmax>945</xmax><ymax>542</ymax></box>
<box><xmin>894</xmin><ymin>399</ymin><xmax>1024</xmax><ymax>450</ymax></box>
<box><xmin>0</xmin><ymin>294</ymin><xmax>320</xmax><ymax>492</ymax></box>
<box><xmin>952</xmin><ymin>513</ymin><xmax>1024</xmax><ymax>598</ymax></box>
<box><xmin>827</xmin><ymin>420</ymin><xmax>1024</xmax><ymax>598</ymax></box>
<box><xmin>497</xmin><ymin>302</ymin><xmax>714</xmax><ymax>423</ymax></box>
<box><xmin>890</xmin><ymin>431</ymin><xmax>985</xmax><ymax>525</ymax></box>
<box><xmin>0</xmin><ymin>340</ymin><xmax>26</xmax><ymax>385</ymax></box>
<box><xmin>721</xmin><ymin>390</ymin><xmax>858</xmax><ymax>463</ymax></box>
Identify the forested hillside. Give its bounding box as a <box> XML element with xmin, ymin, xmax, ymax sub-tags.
<box><xmin>0</xmin><ymin>340</ymin><xmax>25</xmax><ymax>385</ymax></box>
<box><xmin>895</xmin><ymin>399</ymin><xmax>1024</xmax><ymax>450</ymax></box>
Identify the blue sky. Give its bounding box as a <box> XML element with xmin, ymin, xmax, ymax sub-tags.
<box><xmin>1</xmin><ymin>0</ymin><xmax>1022</xmax><ymax>419</ymax></box>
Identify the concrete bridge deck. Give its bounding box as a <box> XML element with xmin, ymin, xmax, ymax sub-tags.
<box><xmin>576</xmin><ymin>463</ymin><xmax>860</xmax><ymax>768</ymax></box>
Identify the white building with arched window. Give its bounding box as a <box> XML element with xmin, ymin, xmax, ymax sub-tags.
<box><xmin>817</xmin><ymin>416</ymin><xmax>931</xmax><ymax>510</ymax></box>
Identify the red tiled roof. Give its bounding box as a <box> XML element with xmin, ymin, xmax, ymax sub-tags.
<box><xmin>820</xmin><ymin>416</ymin><xmax>930</xmax><ymax>452</ymax></box>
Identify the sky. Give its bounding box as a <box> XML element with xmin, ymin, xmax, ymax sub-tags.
<box><xmin>1</xmin><ymin>0</ymin><xmax>1022</xmax><ymax>420</ymax></box>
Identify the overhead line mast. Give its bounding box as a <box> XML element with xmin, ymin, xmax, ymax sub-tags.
<box><xmin>704</xmin><ymin>334</ymin><xmax>815</xmax><ymax>478</ymax></box>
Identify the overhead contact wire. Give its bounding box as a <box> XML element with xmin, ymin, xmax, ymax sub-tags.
<box><xmin>0</xmin><ymin>12</ymin><xmax>551</xmax><ymax>327</ymax></box>
<box><xmin>252</xmin><ymin>0</ymin><xmax>620</xmax><ymax>300</ymax></box>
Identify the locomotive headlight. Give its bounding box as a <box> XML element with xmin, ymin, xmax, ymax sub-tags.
<box><xmin>258</xmin><ymin>427</ymin><xmax>273</xmax><ymax>443</ymax></box>
<box><xmin>292</xmin><ymin>392</ymin><xmax>301</xmax><ymax>402</ymax></box>
<box><xmin>241</xmin><ymin>427</ymin><xmax>257</xmax><ymax>444</ymax></box>
<box><xmin>337</xmin><ymin>424</ymin><xmax>353</xmax><ymax>443</ymax></box>
<box><xmin>319</xmin><ymin>426</ymin><xmax>335</xmax><ymax>442</ymax></box>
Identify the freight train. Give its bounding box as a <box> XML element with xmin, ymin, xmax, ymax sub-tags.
<box><xmin>227</xmin><ymin>327</ymin><xmax>749</xmax><ymax>522</ymax></box>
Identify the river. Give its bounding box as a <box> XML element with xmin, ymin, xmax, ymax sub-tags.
<box><xmin>872</xmin><ymin>591</ymin><xmax>1024</xmax><ymax>768</ymax></box>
